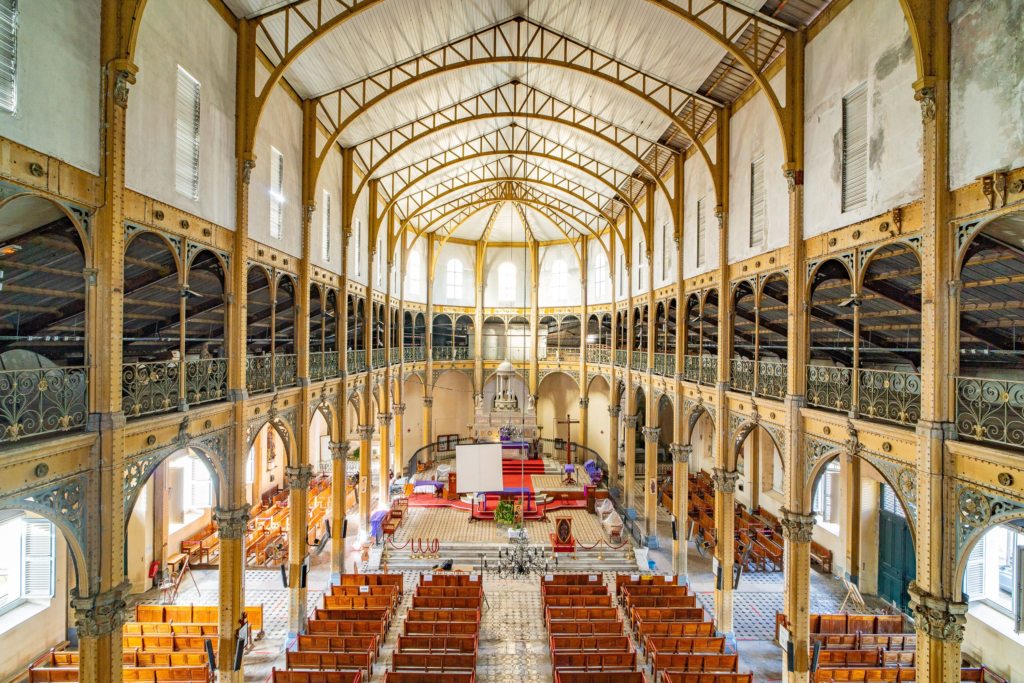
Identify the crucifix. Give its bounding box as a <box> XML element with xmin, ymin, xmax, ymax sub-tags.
<box><xmin>556</xmin><ymin>413</ymin><xmax>580</xmax><ymax>466</ymax></box>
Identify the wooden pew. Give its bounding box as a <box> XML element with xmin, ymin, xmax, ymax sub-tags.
<box><xmin>414</xmin><ymin>586</ymin><xmax>483</xmax><ymax>600</ymax></box>
<box><xmin>134</xmin><ymin>605</ymin><xmax>265</xmax><ymax>640</ymax></box>
<box><xmin>395</xmin><ymin>636</ymin><xmax>479</xmax><ymax>654</ymax></box>
<box><xmin>814</xmin><ymin>650</ymin><xmax>914</xmax><ymax>668</ymax></box>
<box><xmin>813</xmin><ymin>668</ymin><xmax>914</xmax><ymax>683</ymax></box>
<box><xmin>381</xmin><ymin>671</ymin><xmax>475</xmax><ymax>683</ymax></box>
<box><xmin>810</xmin><ymin>542</ymin><xmax>834</xmax><ymax>574</ymax></box>
<box><xmin>123</xmin><ymin>624</ymin><xmax>218</xmax><ymax>638</ymax></box>
<box><xmin>542</xmin><ymin>574</ymin><xmax>605</xmax><ymax>587</ymax></box>
<box><xmin>546</xmin><ymin>608</ymin><xmax>620</xmax><ymax>632</ymax></box>
<box><xmin>405</xmin><ymin>609</ymin><xmax>480</xmax><ymax>624</ymax></box>
<box><xmin>638</xmin><ymin>623</ymin><xmax>717</xmax><ymax>654</ymax></box>
<box><xmin>548</xmin><ymin>621</ymin><xmax>624</xmax><ymax>637</ymax></box>
<box><xmin>809</xmin><ymin>635</ymin><xmax>859</xmax><ymax>650</ymax></box>
<box><xmin>549</xmin><ymin>637</ymin><xmax>634</xmax><ymax>654</ymax></box>
<box><xmin>30</xmin><ymin>665</ymin><xmax>212</xmax><ymax>683</ymax></box>
<box><xmin>555</xmin><ymin>672</ymin><xmax>650</xmax><ymax>683</ymax></box>
<box><xmin>411</xmin><ymin>596</ymin><xmax>483</xmax><ymax>610</ymax></box>
<box><xmin>615</xmin><ymin>575</ymin><xmax>677</xmax><ymax>598</ymax></box>
<box><xmin>337</xmin><ymin>573</ymin><xmax>404</xmax><ymax>595</ymax></box>
<box><xmin>858</xmin><ymin>635</ymin><xmax>916</xmax><ymax>651</ymax></box>
<box><xmin>543</xmin><ymin>595</ymin><xmax>614</xmax><ymax>609</ymax></box>
<box><xmin>661</xmin><ymin>672</ymin><xmax>752</xmax><ymax>683</ymax></box>
<box><xmin>542</xmin><ymin>586</ymin><xmax>610</xmax><ymax>597</ymax></box>
<box><xmin>631</xmin><ymin>608</ymin><xmax>707</xmax><ymax>635</ymax></box>
<box><xmin>622</xmin><ymin>586</ymin><xmax>691</xmax><ymax>598</ymax></box>
<box><xmin>323</xmin><ymin>595</ymin><xmax>394</xmax><ymax>612</ymax></box>
<box><xmin>624</xmin><ymin>596</ymin><xmax>698</xmax><ymax>619</ymax></box>
<box><xmin>307</xmin><ymin>621</ymin><xmax>387</xmax><ymax>650</ymax></box>
<box><xmin>419</xmin><ymin>575</ymin><xmax>481</xmax><ymax>588</ymax></box>
<box><xmin>121</xmin><ymin>634</ymin><xmax>215</xmax><ymax>652</ymax></box>
<box><xmin>286</xmin><ymin>651</ymin><xmax>375</xmax><ymax>678</ymax></box>
<box><xmin>293</xmin><ymin>636</ymin><xmax>379</xmax><ymax>676</ymax></box>
<box><xmin>391</xmin><ymin>653</ymin><xmax>477</xmax><ymax>674</ymax></box>
<box><xmin>551</xmin><ymin>652</ymin><xmax>637</xmax><ymax>675</ymax></box>
<box><xmin>271</xmin><ymin>669</ymin><xmax>362</xmax><ymax>683</ymax></box>
<box><xmin>652</xmin><ymin>654</ymin><xmax>739</xmax><ymax>683</ymax></box>
<box><xmin>403</xmin><ymin>622</ymin><xmax>481</xmax><ymax>637</ymax></box>
<box><xmin>329</xmin><ymin>585</ymin><xmax>400</xmax><ymax>610</ymax></box>
<box><xmin>644</xmin><ymin>638</ymin><xmax>727</xmax><ymax>663</ymax></box>
<box><xmin>313</xmin><ymin>608</ymin><xmax>391</xmax><ymax>630</ymax></box>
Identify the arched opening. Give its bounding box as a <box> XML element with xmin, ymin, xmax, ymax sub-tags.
<box><xmin>731</xmin><ymin>281</ymin><xmax>757</xmax><ymax>392</ymax></box>
<box><xmin>585</xmin><ymin>375</ymin><xmax>611</xmax><ymax>470</ymax></box>
<box><xmin>686</xmin><ymin>407</ymin><xmax>715</xmax><ymax>474</ymax></box>
<box><xmin>554</xmin><ymin>315</ymin><xmax>580</xmax><ymax>362</ymax></box>
<box><xmin>539</xmin><ymin>315</ymin><xmax>557</xmax><ymax>360</ymax></box>
<box><xmin>615</xmin><ymin>311</ymin><xmax>628</xmax><ymax>367</ymax></box>
<box><xmin>245</xmin><ymin>266</ymin><xmax>273</xmax><ymax>394</ymax></box>
<box><xmin>181</xmin><ymin>250</ymin><xmax>227</xmax><ymax>406</ymax></box>
<box><xmin>537</xmin><ymin>371</ymin><xmax>582</xmax><ymax>458</ymax></box>
<box><xmin>431</xmin><ymin>314</ymin><xmax>452</xmax><ymax>359</ymax></box>
<box><xmin>400</xmin><ymin>375</ymin><xmax>425</xmax><ymax>475</ymax></box>
<box><xmin>453</xmin><ymin>314</ymin><xmax>474</xmax><ymax>360</ymax></box>
<box><xmin>653</xmin><ymin>299</ymin><xmax>676</xmax><ymax>376</ymax></box>
<box><xmin>323</xmin><ymin>289</ymin><xmax>339</xmax><ymax>377</ymax></box>
<box><xmin>807</xmin><ymin>260</ymin><xmax>855</xmax><ymax>413</ymax></box>
<box><xmin>413</xmin><ymin>312</ymin><xmax>426</xmax><ymax>361</ymax></box>
<box><xmin>121</xmin><ymin>233</ymin><xmax>182</xmax><ymax>417</ymax></box>
<box><xmin>309</xmin><ymin>285</ymin><xmax>324</xmax><ymax>379</ymax></box>
<box><xmin>507</xmin><ymin>316</ymin><xmax>530</xmax><ymax>362</ymax></box>
<box><xmin>482</xmin><ymin>316</ymin><xmax>506</xmax><ymax>361</ymax></box>
<box><xmin>273</xmin><ymin>275</ymin><xmax>297</xmax><ymax>387</ymax></box>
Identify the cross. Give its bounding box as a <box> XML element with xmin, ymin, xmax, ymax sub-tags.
<box><xmin>556</xmin><ymin>413</ymin><xmax>580</xmax><ymax>465</ymax></box>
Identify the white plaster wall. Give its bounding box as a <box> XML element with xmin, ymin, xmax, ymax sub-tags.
<box><xmin>347</xmin><ymin>186</ymin><xmax>370</xmax><ymax>286</ymax></box>
<box><xmin>537</xmin><ymin>372</ymin><xmax>582</xmax><ymax>442</ymax></box>
<box><xmin>403</xmin><ymin>233</ymin><xmax>427</xmax><ymax>304</ymax></box>
<box><xmin>585</xmin><ymin>377</ymin><xmax>611</xmax><ymax>460</ymax></box>
<box><xmin>430</xmin><ymin>370</ymin><xmax>474</xmax><ymax>438</ymax></box>
<box><xmin>587</xmin><ymin>235</ymin><xmax>613</xmax><ymax>306</ymax></box>
<box><xmin>651</xmin><ymin>191</ymin><xmax>677</xmax><ymax>290</ymax></box>
<box><xmin>401</xmin><ymin>377</ymin><xmax>425</xmax><ymax>463</ymax></box>
<box><xmin>433</xmin><ymin>243</ymin><xmax>477</xmax><ymax>307</ymax></box>
<box><xmin>538</xmin><ymin>243</ymin><xmax>582</xmax><ymax>307</ymax></box>
<box><xmin>682</xmin><ymin>136</ymin><xmax>720</xmax><ymax>280</ymax></box>
<box><xmin>0</xmin><ymin>0</ymin><xmax>100</xmax><ymax>174</ymax></box>
<box><xmin>126</xmin><ymin>0</ymin><xmax>236</xmax><ymax>228</ymax></box>
<box><xmin>250</xmin><ymin>64</ymin><xmax>303</xmax><ymax>256</ymax></box>
<box><xmin>614</xmin><ymin>231</ymin><xmax>630</xmax><ymax>300</ymax></box>
<box><xmin>126</xmin><ymin>478</ymin><xmax>155</xmax><ymax>594</ymax></box>
<box><xmin>803</xmin><ymin>0</ymin><xmax>922</xmax><ymax>237</ymax></box>
<box><xmin>949</xmin><ymin>0</ymin><xmax>1024</xmax><ymax>190</ymax></box>
<box><xmin>630</xmin><ymin>233</ymin><xmax>651</xmax><ymax>298</ymax></box>
<box><xmin>311</xmin><ymin>136</ymin><xmax>345</xmax><ymax>272</ymax></box>
<box><xmin>483</xmin><ymin>247</ymin><xmax>532</xmax><ymax>308</ymax></box>
<box><xmin>729</xmin><ymin>70</ymin><xmax>789</xmax><ymax>263</ymax></box>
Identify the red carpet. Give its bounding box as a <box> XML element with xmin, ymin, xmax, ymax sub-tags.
<box><xmin>502</xmin><ymin>459</ymin><xmax>546</xmax><ymax>475</ymax></box>
<box><xmin>502</xmin><ymin>473</ymin><xmax>533</xmax><ymax>491</ymax></box>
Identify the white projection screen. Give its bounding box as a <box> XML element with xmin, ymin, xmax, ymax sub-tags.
<box><xmin>456</xmin><ymin>443</ymin><xmax>503</xmax><ymax>493</ymax></box>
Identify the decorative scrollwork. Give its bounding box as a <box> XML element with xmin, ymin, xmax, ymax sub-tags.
<box><xmin>212</xmin><ymin>504</ymin><xmax>251</xmax><ymax>540</ymax></box>
<box><xmin>731</xmin><ymin>359</ymin><xmax>755</xmax><ymax>394</ymax></box>
<box><xmin>858</xmin><ymin>369</ymin><xmax>921</xmax><ymax>426</ymax></box>
<box><xmin>805</xmin><ymin>436</ymin><xmax>841</xmax><ymax>485</ymax></box>
<box><xmin>806</xmin><ymin>365</ymin><xmax>852</xmax><ymax>413</ymax></box>
<box><xmin>71</xmin><ymin>581</ymin><xmax>132</xmax><ymax>638</ymax></box>
<box><xmin>956</xmin><ymin>376</ymin><xmax>1024</xmax><ymax>447</ymax></box>
<box><xmin>274</xmin><ymin>353</ymin><xmax>298</xmax><ymax>388</ymax></box>
<box><xmin>246</xmin><ymin>355</ymin><xmax>273</xmax><ymax>395</ymax></box>
<box><xmin>908</xmin><ymin>583</ymin><xmax>966</xmax><ymax>643</ymax></box>
<box><xmin>642</xmin><ymin>426</ymin><xmax>661</xmax><ymax>443</ymax></box>
<box><xmin>122</xmin><ymin>361</ymin><xmax>180</xmax><ymax>418</ymax></box>
<box><xmin>897</xmin><ymin>469</ymin><xmax>917</xmax><ymax>502</ymax></box>
<box><xmin>700</xmin><ymin>356</ymin><xmax>717</xmax><ymax>386</ymax></box>
<box><xmin>0</xmin><ymin>366</ymin><xmax>88</xmax><ymax>441</ymax></box>
<box><xmin>958</xmin><ymin>488</ymin><xmax>991</xmax><ymax>527</ymax></box>
<box><xmin>432</xmin><ymin>346</ymin><xmax>471</xmax><ymax>361</ymax></box>
<box><xmin>756</xmin><ymin>361</ymin><xmax>787</xmax><ymax>400</ymax></box>
<box><xmin>184</xmin><ymin>358</ymin><xmax>228</xmax><ymax>407</ymax></box>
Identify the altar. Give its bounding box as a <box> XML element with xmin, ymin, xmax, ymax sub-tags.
<box><xmin>472</xmin><ymin>360</ymin><xmax>539</xmax><ymax>441</ymax></box>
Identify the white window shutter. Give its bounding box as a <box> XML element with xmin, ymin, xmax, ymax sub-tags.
<box><xmin>750</xmin><ymin>157</ymin><xmax>765</xmax><ymax>247</ymax></box>
<box><xmin>964</xmin><ymin>535</ymin><xmax>986</xmax><ymax>600</ymax></box>
<box><xmin>270</xmin><ymin>147</ymin><xmax>284</xmax><ymax>239</ymax></box>
<box><xmin>842</xmin><ymin>84</ymin><xmax>869</xmax><ymax>212</ymax></box>
<box><xmin>696</xmin><ymin>198</ymin><xmax>707</xmax><ymax>267</ymax></box>
<box><xmin>21</xmin><ymin>519</ymin><xmax>54</xmax><ymax>599</ymax></box>
<box><xmin>190</xmin><ymin>457</ymin><xmax>212</xmax><ymax>509</ymax></box>
<box><xmin>175</xmin><ymin>67</ymin><xmax>201</xmax><ymax>200</ymax></box>
<box><xmin>322</xmin><ymin>190</ymin><xmax>331</xmax><ymax>261</ymax></box>
<box><xmin>0</xmin><ymin>0</ymin><xmax>17</xmax><ymax>116</ymax></box>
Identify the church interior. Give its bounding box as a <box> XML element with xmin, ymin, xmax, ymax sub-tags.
<box><xmin>1</xmin><ymin>1</ymin><xmax>1024</xmax><ymax>683</ymax></box>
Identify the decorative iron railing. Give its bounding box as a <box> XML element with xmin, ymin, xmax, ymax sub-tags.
<box><xmin>404</xmin><ymin>346</ymin><xmax>423</xmax><ymax>363</ymax></box>
<box><xmin>731</xmin><ymin>359</ymin><xmax>755</xmax><ymax>393</ymax></box>
<box><xmin>548</xmin><ymin>348</ymin><xmax>579</xmax><ymax>362</ymax></box>
<box><xmin>653</xmin><ymin>352</ymin><xmax>675</xmax><ymax>376</ymax></box>
<box><xmin>371</xmin><ymin>349</ymin><xmax>386</xmax><ymax>368</ymax></box>
<box><xmin>0</xmin><ymin>366</ymin><xmax>88</xmax><ymax>441</ymax></box>
<box><xmin>246</xmin><ymin>355</ymin><xmax>272</xmax><ymax>395</ymax></box>
<box><xmin>683</xmin><ymin>356</ymin><xmax>700</xmax><ymax>383</ymax></box>
<box><xmin>806</xmin><ymin>365</ymin><xmax>852</xmax><ymax>413</ymax></box>
<box><xmin>347</xmin><ymin>350</ymin><xmax>367</xmax><ymax>373</ymax></box>
<box><xmin>391</xmin><ymin>348</ymin><xmax>400</xmax><ymax>365</ymax></box>
<box><xmin>857</xmin><ymin>369</ymin><xmax>921</xmax><ymax>426</ymax></box>
<box><xmin>274</xmin><ymin>353</ymin><xmax>298</xmax><ymax>388</ymax></box>
<box><xmin>615</xmin><ymin>350</ymin><xmax>628</xmax><ymax>367</ymax></box>
<box><xmin>631</xmin><ymin>350</ymin><xmax>647</xmax><ymax>370</ymax></box>
<box><xmin>184</xmin><ymin>358</ymin><xmax>228</xmax><ymax>407</ymax></box>
<box><xmin>123</xmin><ymin>360</ymin><xmax>180</xmax><ymax>417</ymax></box>
<box><xmin>587</xmin><ymin>347</ymin><xmax>610</xmax><ymax>365</ymax></box>
<box><xmin>756</xmin><ymin>361</ymin><xmax>788</xmax><ymax>400</ymax></box>
<box><xmin>956</xmin><ymin>376</ymin><xmax>1024</xmax><ymax>447</ymax></box>
<box><xmin>700</xmin><ymin>356</ymin><xmax>717</xmax><ymax>386</ymax></box>
<box><xmin>309</xmin><ymin>351</ymin><xmax>324</xmax><ymax>381</ymax></box>
<box><xmin>432</xmin><ymin>346</ymin><xmax>471</xmax><ymax>361</ymax></box>
<box><xmin>324</xmin><ymin>351</ymin><xmax>339</xmax><ymax>378</ymax></box>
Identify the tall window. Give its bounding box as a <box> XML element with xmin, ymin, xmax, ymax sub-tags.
<box><xmin>375</xmin><ymin>244</ymin><xmax>382</xmax><ymax>286</ymax></box>
<box><xmin>354</xmin><ymin>219</ymin><xmax>361</xmax><ymax>276</ymax></box>
<box><xmin>446</xmin><ymin>259</ymin><xmax>463</xmax><ymax>299</ymax></box>
<box><xmin>0</xmin><ymin>515</ymin><xmax>55</xmax><ymax>615</ymax></box>
<box><xmin>696</xmin><ymin>197</ymin><xmax>707</xmax><ymax>267</ymax></box>
<box><xmin>811</xmin><ymin>459</ymin><xmax>840</xmax><ymax>524</ymax></box>
<box><xmin>322</xmin><ymin>190</ymin><xmax>331</xmax><ymax>261</ymax></box>
<box><xmin>175</xmin><ymin>67</ymin><xmax>201</xmax><ymax>200</ymax></box>
<box><xmin>636</xmin><ymin>242</ymin><xmax>646</xmax><ymax>289</ymax></box>
<box><xmin>964</xmin><ymin>523</ymin><xmax>1024</xmax><ymax>631</ymax></box>
<box><xmin>499</xmin><ymin>262</ymin><xmax>516</xmax><ymax>301</ymax></box>
<box><xmin>619</xmin><ymin>254</ymin><xmax>625</xmax><ymax>296</ymax></box>
<box><xmin>407</xmin><ymin>252</ymin><xmax>421</xmax><ymax>296</ymax></box>
<box><xmin>749</xmin><ymin>156</ymin><xmax>765</xmax><ymax>247</ymax></box>
<box><xmin>552</xmin><ymin>259</ymin><xmax>568</xmax><ymax>299</ymax></box>
<box><xmin>594</xmin><ymin>252</ymin><xmax>609</xmax><ymax>299</ymax></box>
<box><xmin>661</xmin><ymin>223</ymin><xmax>670</xmax><ymax>279</ymax></box>
<box><xmin>0</xmin><ymin>0</ymin><xmax>18</xmax><ymax>116</ymax></box>
<box><xmin>246</xmin><ymin>445</ymin><xmax>255</xmax><ymax>485</ymax></box>
<box><xmin>842</xmin><ymin>83</ymin><xmax>869</xmax><ymax>212</ymax></box>
<box><xmin>269</xmin><ymin>147</ymin><xmax>284</xmax><ymax>239</ymax></box>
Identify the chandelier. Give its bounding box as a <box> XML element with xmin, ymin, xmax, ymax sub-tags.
<box><xmin>483</xmin><ymin>530</ymin><xmax>555</xmax><ymax>579</ymax></box>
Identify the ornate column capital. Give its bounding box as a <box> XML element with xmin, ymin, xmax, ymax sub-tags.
<box><xmin>622</xmin><ymin>414</ymin><xmax>638</xmax><ymax>429</ymax></box>
<box><xmin>608</xmin><ymin>405</ymin><xmax>622</xmax><ymax>418</ymax></box>
<box><xmin>914</xmin><ymin>82</ymin><xmax>937</xmax><ymax>124</ymax></box>
<box><xmin>579</xmin><ymin>398</ymin><xmax>590</xmax><ymax>409</ymax></box>
<box><xmin>711</xmin><ymin>467</ymin><xmax>740</xmax><ymax>493</ymax></box>
<box><xmin>779</xmin><ymin>507</ymin><xmax>817</xmax><ymax>543</ymax></box>
<box><xmin>670</xmin><ymin>443</ymin><xmax>691</xmax><ymax>464</ymax></box>
<box><xmin>378</xmin><ymin>412</ymin><xmax>393</xmax><ymax>427</ymax></box>
<box><xmin>212</xmin><ymin>504</ymin><xmax>252</xmax><ymax>540</ymax></box>
<box><xmin>642</xmin><ymin>426</ymin><xmax>661</xmax><ymax>443</ymax></box>
<box><xmin>357</xmin><ymin>424</ymin><xmax>375</xmax><ymax>440</ymax></box>
<box><xmin>422</xmin><ymin>397</ymin><xmax>434</xmax><ymax>408</ymax></box>
<box><xmin>70</xmin><ymin>580</ymin><xmax>132</xmax><ymax>638</ymax></box>
<box><xmin>285</xmin><ymin>464</ymin><xmax>315</xmax><ymax>491</ymax></box>
<box><xmin>392</xmin><ymin>403</ymin><xmax>406</xmax><ymax>416</ymax></box>
<box><xmin>329</xmin><ymin>441</ymin><xmax>350</xmax><ymax>461</ymax></box>
<box><xmin>908</xmin><ymin>583</ymin><xmax>968</xmax><ymax>643</ymax></box>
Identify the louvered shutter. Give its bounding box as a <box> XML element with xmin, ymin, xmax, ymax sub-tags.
<box><xmin>270</xmin><ymin>148</ymin><xmax>284</xmax><ymax>239</ymax></box>
<box><xmin>696</xmin><ymin>198</ymin><xmax>707</xmax><ymax>267</ymax></box>
<box><xmin>750</xmin><ymin>157</ymin><xmax>765</xmax><ymax>247</ymax></box>
<box><xmin>963</xmin><ymin>535</ymin><xmax>986</xmax><ymax>600</ymax></box>
<box><xmin>0</xmin><ymin>0</ymin><xmax>17</xmax><ymax>115</ymax></box>
<box><xmin>21</xmin><ymin>519</ymin><xmax>54</xmax><ymax>599</ymax></box>
<box><xmin>842</xmin><ymin>84</ymin><xmax>869</xmax><ymax>212</ymax></box>
<box><xmin>175</xmin><ymin>67</ymin><xmax>201</xmax><ymax>200</ymax></box>
<box><xmin>322</xmin><ymin>190</ymin><xmax>331</xmax><ymax>261</ymax></box>
<box><xmin>189</xmin><ymin>457</ymin><xmax>212</xmax><ymax>509</ymax></box>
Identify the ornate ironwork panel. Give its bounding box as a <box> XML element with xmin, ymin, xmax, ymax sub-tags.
<box><xmin>123</xmin><ymin>361</ymin><xmax>180</xmax><ymax>418</ymax></box>
<box><xmin>0</xmin><ymin>366</ymin><xmax>88</xmax><ymax>441</ymax></box>
<box><xmin>324</xmin><ymin>351</ymin><xmax>339</xmax><ymax>378</ymax></box>
<box><xmin>372</xmin><ymin>349</ymin><xmax>386</xmax><ymax>368</ymax></box>
<box><xmin>756</xmin><ymin>361</ymin><xmax>787</xmax><ymax>400</ymax></box>
<box><xmin>956</xmin><ymin>377</ymin><xmax>1024</xmax><ymax>447</ymax></box>
<box><xmin>391</xmin><ymin>348</ymin><xmax>400</xmax><ymax>365</ymax></box>
<box><xmin>615</xmin><ymin>350</ymin><xmax>628</xmax><ymax>367</ymax></box>
<box><xmin>274</xmin><ymin>354</ymin><xmax>298</xmax><ymax>388</ymax></box>
<box><xmin>348</xmin><ymin>350</ymin><xmax>367</xmax><ymax>373</ymax></box>
<box><xmin>653</xmin><ymin>352</ymin><xmax>675</xmax><ymax>376</ymax></box>
<box><xmin>246</xmin><ymin>355</ymin><xmax>272</xmax><ymax>395</ymax></box>
<box><xmin>184</xmin><ymin>359</ymin><xmax>227</xmax><ymax>407</ymax></box>
<box><xmin>557</xmin><ymin>348</ymin><xmax>580</xmax><ymax>362</ymax></box>
<box><xmin>683</xmin><ymin>356</ymin><xmax>700</xmax><ymax>383</ymax></box>
<box><xmin>806</xmin><ymin>365</ymin><xmax>852</xmax><ymax>413</ymax></box>
<box><xmin>858</xmin><ymin>369</ymin><xmax>921</xmax><ymax>426</ymax></box>
<box><xmin>432</xmin><ymin>346</ymin><xmax>471</xmax><ymax>361</ymax></box>
<box><xmin>730</xmin><ymin>359</ymin><xmax>755</xmax><ymax>393</ymax></box>
<box><xmin>309</xmin><ymin>352</ymin><xmax>324</xmax><ymax>381</ymax></box>
<box><xmin>700</xmin><ymin>356</ymin><xmax>717</xmax><ymax>386</ymax></box>
<box><xmin>631</xmin><ymin>350</ymin><xmax>647</xmax><ymax>370</ymax></box>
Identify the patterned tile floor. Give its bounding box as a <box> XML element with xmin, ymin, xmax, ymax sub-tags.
<box><xmin>392</xmin><ymin>506</ymin><xmax>610</xmax><ymax>544</ymax></box>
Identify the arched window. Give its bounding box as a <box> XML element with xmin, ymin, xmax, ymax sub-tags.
<box><xmin>552</xmin><ymin>260</ymin><xmax>568</xmax><ymax>299</ymax></box>
<box><xmin>407</xmin><ymin>252</ymin><xmax>421</xmax><ymax>296</ymax></box>
<box><xmin>499</xmin><ymin>262</ymin><xmax>516</xmax><ymax>301</ymax></box>
<box><xmin>594</xmin><ymin>252</ymin><xmax>609</xmax><ymax>299</ymax></box>
<box><xmin>447</xmin><ymin>259</ymin><xmax>463</xmax><ymax>299</ymax></box>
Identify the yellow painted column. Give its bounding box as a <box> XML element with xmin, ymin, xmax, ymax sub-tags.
<box><xmin>358</xmin><ymin>424</ymin><xmax>373</xmax><ymax>534</ymax></box>
<box><xmin>845</xmin><ymin>454</ymin><xmax>861</xmax><ymax>583</ymax></box>
<box><xmin>781</xmin><ymin>508</ymin><xmax>817</xmax><ymax>683</ymax></box>
<box><xmin>711</xmin><ymin>467</ymin><xmax>739</xmax><ymax>642</ymax></box>
<box><xmin>623</xmin><ymin>414</ymin><xmax>638</xmax><ymax>514</ymax></box>
<box><xmin>329</xmin><ymin>440</ymin><xmax>350</xmax><ymax>581</ymax></box>
<box><xmin>422</xmin><ymin>396</ymin><xmax>433</xmax><ymax>451</ymax></box>
<box><xmin>578</xmin><ymin>398</ymin><xmax>589</xmax><ymax>451</ymax></box>
<box><xmin>378</xmin><ymin>412</ymin><xmax>393</xmax><ymax>508</ymax></box>
<box><xmin>670</xmin><ymin>443</ymin><xmax>691</xmax><ymax>583</ymax></box>
<box><xmin>211</xmin><ymin>503</ymin><xmax>251</xmax><ymax>675</ymax></box>
<box><xmin>393</xmin><ymin>404</ymin><xmax>405</xmax><ymax>479</ymax></box>
<box><xmin>642</xmin><ymin>425</ymin><xmax>661</xmax><ymax>546</ymax></box>
<box><xmin>607</xmin><ymin>405</ymin><xmax>621</xmax><ymax>498</ymax></box>
<box><xmin>286</xmin><ymin>465</ymin><xmax>313</xmax><ymax>636</ymax></box>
